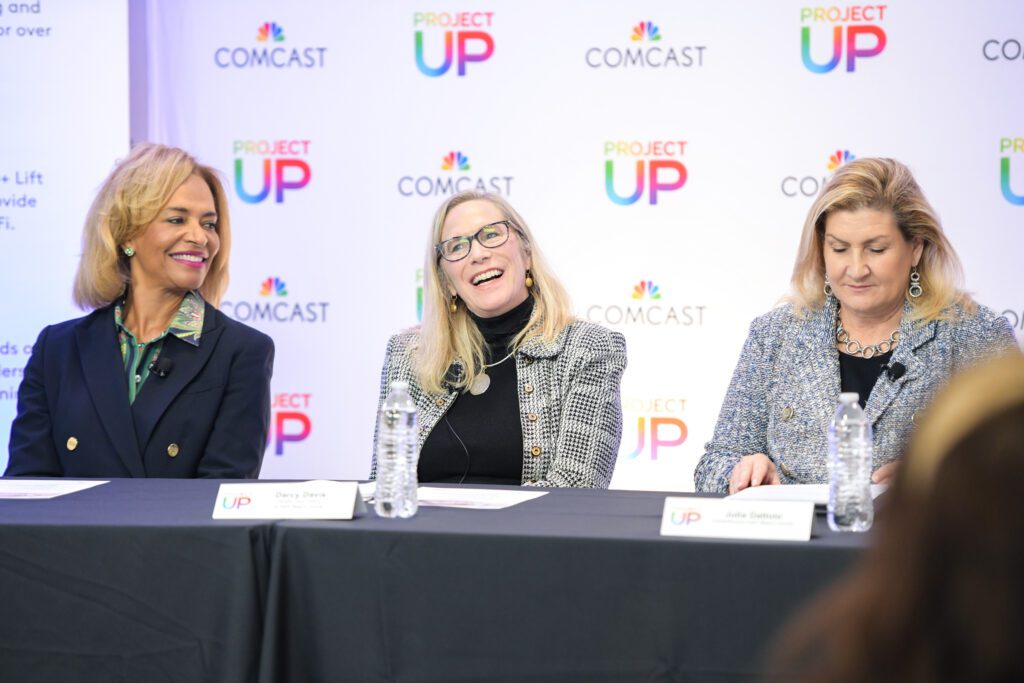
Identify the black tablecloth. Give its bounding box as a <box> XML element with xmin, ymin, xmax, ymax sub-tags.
<box><xmin>0</xmin><ymin>480</ymin><xmax>270</xmax><ymax>683</ymax></box>
<box><xmin>258</xmin><ymin>488</ymin><xmax>867</xmax><ymax>683</ymax></box>
<box><xmin>0</xmin><ymin>481</ymin><xmax>868</xmax><ymax>683</ymax></box>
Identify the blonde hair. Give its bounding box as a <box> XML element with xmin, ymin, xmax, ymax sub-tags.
<box><xmin>415</xmin><ymin>192</ymin><xmax>574</xmax><ymax>395</ymax></box>
<box><xmin>73</xmin><ymin>143</ymin><xmax>232</xmax><ymax>309</ymax></box>
<box><xmin>789</xmin><ymin>157</ymin><xmax>970</xmax><ymax>321</ymax></box>
<box><xmin>906</xmin><ymin>353</ymin><xmax>1024</xmax><ymax>494</ymax></box>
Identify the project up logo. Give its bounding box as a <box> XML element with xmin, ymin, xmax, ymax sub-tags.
<box><xmin>414</xmin><ymin>11</ymin><xmax>495</xmax><ymax>76</ymax></box>
<box><xmin>604</xmin><ymin>140</ymin><xmax>688</xmax><ymax>205</ymax></box>
<box><xmin>233</xmin><ymin>139</ymin><xmax>312</xmax><ymax>204</ymax></box>
<box><xmin>801</xmin><ymin>5</ymin><xmax>887</xmax><ymax>73</ymax></box>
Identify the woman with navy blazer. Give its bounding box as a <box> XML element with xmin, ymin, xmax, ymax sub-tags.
<box><xmin>5</xmin><ymin>144</ymin><xmax>274</xmax><ymax>478</ymax></box>
<box><xmin>696</xmin><ymin>158</ymin><xmax>1017</xmax><ymax>494</ymax></box>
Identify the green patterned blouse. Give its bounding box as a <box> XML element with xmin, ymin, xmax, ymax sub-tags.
<box><xmin>115</xmin><ymin>291</ymin><xmax>205</xmax><ymax>404</ymax></box>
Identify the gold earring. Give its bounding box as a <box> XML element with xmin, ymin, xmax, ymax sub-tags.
<box><xmin>449</xmin><ymin>294</ymin><xmax>458</xmax><ymax>314</ymax></box>
<box><xmin>525</xmin><ymin>269</ymin><xmax>534</xmax><ymax>289</ymax></box>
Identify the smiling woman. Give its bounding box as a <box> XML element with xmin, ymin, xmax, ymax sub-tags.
<box><xmin>371</xmin><ymin>191</ymin><xmax>628</xmax><ymax>488</ymax></box>
<box><xmin>5</xmin><ymin>143</ymin><xmax>274</xmax><ymax>479</ymax></box>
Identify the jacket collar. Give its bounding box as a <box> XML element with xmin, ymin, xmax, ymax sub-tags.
<box><xmin>441</xmin><ymin>322</ymin><xmax>567</xmax><ymax>390</ymax></box>
<box><xmin>794</xmin><ymin>299</ymin><xmax>936</xmax><ymax>423</ymax></box>
<box><xmin>518</xmin><ymin>329</ymin><xmax>565</xmax><ymax>360</ymax></box>
<box><xmin>794</xmin><ymin>301</ymin><xmax>842</xmax><ymax>417</ymax></box>
<box><xmin>865</xmin><ymin>302</ymin><xmax>935</xmax><ymax>422</ymax></box>
<box><xmin>74</xmin><ymin>305</ymin><xmax>145</xmax><ymax>476</ymax></box>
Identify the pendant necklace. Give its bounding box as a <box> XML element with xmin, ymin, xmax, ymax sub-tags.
<box><xmin>468</xmin><ymin>350</ymin><xmax>515</xmax><ymax>396</ymax></box>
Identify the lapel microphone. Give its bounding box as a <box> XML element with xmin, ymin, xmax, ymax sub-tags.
<box><xmin>149</xmin><ymin>356</ymin><xmax>174</xmax><ymax>378</ymax></box>
<box><xmin>885</xmin><ymin>362</ymin><xmax>906</xmax><ymax>381</ymax></box>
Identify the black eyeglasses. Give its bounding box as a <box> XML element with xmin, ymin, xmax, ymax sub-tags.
<box><xmin>435</xmin><ymin>220</ymin><xmax>517</xmax><ymax>262</ymax></box>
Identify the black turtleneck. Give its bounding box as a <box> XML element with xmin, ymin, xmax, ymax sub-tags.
<box><xmin>418</xmin><ymin>296</ymin><xmax>534</xmax><ymax>485</ymax></box>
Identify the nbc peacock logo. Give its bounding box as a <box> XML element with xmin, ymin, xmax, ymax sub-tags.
<box><xmin>259</xmin><ymin>277</ymin><xmax>288</xmax><ymax>297</ymax></box>
<box><xmin>257</xmin><ymin>22</ymin><xmax>285</xmax><ymax>42</ymax></box>
<box><xmin>827</xmin><ymin>149</ymin><xmax>856</xmax><ymax>171</ymax></box>
<box><xmin>632</xmin><ymin>280</ymin><xmax>662</xmax><ymax>300</ymax></box>
<box><xmin>631</xmin><ymin>21</ymin><xmax>661</xmax><ymax>42</ymax></box>
<box><xmin>442</xmin><ymin>151</ymin><xmax>471</xmax><ymax>172</ymax></box>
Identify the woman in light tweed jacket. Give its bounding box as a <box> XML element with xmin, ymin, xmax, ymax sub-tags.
<box><xmin>372</xmin><ymin>191</ymin><xmax>626</xmax><ymax>488</ymax></box>
<box><xmin>696</xmin><ymin>158</ymin><xmax>1017</xmax><ymax>494</ymax></box>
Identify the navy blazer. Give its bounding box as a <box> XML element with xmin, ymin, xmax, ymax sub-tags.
<box><xmin>5</xmin><ymin>301</ymin><xmax>274</xmax><ymax>478</ymax></box>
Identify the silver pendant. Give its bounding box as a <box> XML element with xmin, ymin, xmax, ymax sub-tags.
<box><xmin>469</xmin><ymin>372</ymin><xmax>491</xmax><ymax>395</ymax></box>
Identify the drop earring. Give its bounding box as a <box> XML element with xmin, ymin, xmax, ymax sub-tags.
<box><xmin>449</xmin><ymin>294</ymin><xmax>458</xmax><ymax>314</ymax></box>
<box><xmin>908</xmin><ymin>267</ymin><xmax>923</xmax><ymax>298</ymax></box>
<box><xmin>525</xmin><ymin>269</ymin><xmax>534</xmax><ymax>289</ymax></box>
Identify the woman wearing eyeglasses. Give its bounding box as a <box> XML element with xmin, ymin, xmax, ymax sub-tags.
<box><xmin>371</xmin><ymin>191</ymin><xmax>627</xmax><ymax>487</ymax></box>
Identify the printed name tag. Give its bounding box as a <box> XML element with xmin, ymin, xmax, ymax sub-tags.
<box><xmin>213</xmin><ymin>480</ymin><xmax>366</xmax><ymax>520</ymax></box>
<box><xmin>660</xmin><ymin>497</ymin><xmax>814</xmax><ymax>542</ymax></box>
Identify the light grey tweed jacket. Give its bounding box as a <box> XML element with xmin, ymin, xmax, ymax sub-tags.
<box><xmin>371</xmin><ymin>321</ymin><xmax>627</xmax><ymax>488</ymax></box>
<box><xmin>695</xmin><ymin>301</ymin><xmax>1018</xmax><ymax>493</ymax></box>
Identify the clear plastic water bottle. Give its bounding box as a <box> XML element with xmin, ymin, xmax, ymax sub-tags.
<box><xmin>827</xmin><ymin>392</ymin><xmax>874</xmax><ymax>532</ymax></box>
<box><xmin>374</xmin><ymin>381</ymin><xmax>419</xmax><ymax>519</ymax></box>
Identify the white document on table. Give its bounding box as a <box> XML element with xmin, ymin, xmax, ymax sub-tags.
<box><xmin>359</xmin><ymin>482</ymin><xmax>547</xmax><ymax>510</ymax></box>
<box><xmin>417</xmin><ymin>487</ymin><xmax>547</xmax><ymax>509</ymax></box>
<box><xmin>727</xmin><ymin>483</ymin><xmax>888</xmax><ymax>505</ymax></box>
<box><xmin>0</xmin><ymin>479</ymin><xmax>108</xmax><ymax>500</ymax></box>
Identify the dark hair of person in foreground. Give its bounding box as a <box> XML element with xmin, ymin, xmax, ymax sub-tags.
<box><xmin>769</xmin><ymin>352</ymin><xmax>1024</xmax><ymax>683</ymax></box>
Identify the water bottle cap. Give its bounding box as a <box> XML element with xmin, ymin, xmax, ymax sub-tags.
<box><xmin>839</xmin><ymin>392</ymin><xmax>860</xmax><ymax>404</ymax></box>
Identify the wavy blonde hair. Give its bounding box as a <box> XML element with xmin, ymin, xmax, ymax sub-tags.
<box><xmin>73</xmin><ymin>143</ymin><xmax>232</xmax><ymax>309</ymax></box>
<box><xmin>415</xmin><ymin>192</ymin><xmax>574</xmax><ymax>395</ymax></box>
<box><xmin>789</xmin><ymin>157</ymin><xmax>970</xmax><ymax>321</ymax></box>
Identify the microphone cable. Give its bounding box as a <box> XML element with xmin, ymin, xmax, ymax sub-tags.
<box><xmin>443</xmin><ymin>415</ymin><xmax>472</xmax><ymax>485</ymax></box>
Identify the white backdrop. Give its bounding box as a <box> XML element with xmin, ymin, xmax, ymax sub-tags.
<box><xmin>1</xmin><ymin>0</ymin><xmax>1021</xmax><ymax>486</ymax></box>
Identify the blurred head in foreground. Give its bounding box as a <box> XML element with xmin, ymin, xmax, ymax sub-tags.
<box><xmin>772</xmin><ymin>352</ymin><xmax>1024</xmax><ymax>683</ymax></box>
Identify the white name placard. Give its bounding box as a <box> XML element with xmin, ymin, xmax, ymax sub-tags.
<box><xmin>213</xmin><ymin>480</ymin><xmax>366</xmax><ymax>520</ymax></box>
<box><xmin>660</xmin><ymin>497</ymin><xmax>814</xmax><ymax>542</ymax></box>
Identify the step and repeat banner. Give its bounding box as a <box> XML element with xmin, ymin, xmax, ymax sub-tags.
<box><xmin>2</xmin><ymin>1</ymin><xmax>1022</xmax><ymax>486</ymax></box>
<box><xmin>0</xmin><ymin>1</ymin><xmax>129</xmax><ymax>472</ymax></box>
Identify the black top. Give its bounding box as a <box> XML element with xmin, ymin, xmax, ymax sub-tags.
<box><xmin>418</xmin><ymin>297</ymin><xmax>534</xmax><ymax>484</ymax></box>
<box><xmin>838</xmin><ymin>349</ymin><xmax>893</xmax><ymax>409</ymax></box>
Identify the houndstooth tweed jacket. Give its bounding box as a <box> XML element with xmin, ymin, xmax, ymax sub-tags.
<box><xmin>371</xmin><ymin>321</ymin><xmax>627</xmax><ymax>488</ymax></box>
<box><xmin>695</xmin><ymin>300</ymin><xmax>1018</xmax><ymax>493</ymax></box>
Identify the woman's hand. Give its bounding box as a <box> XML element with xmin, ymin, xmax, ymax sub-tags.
<box><xmin>871</xmin><ymin>461</ymin><xmax>899</xmax><ymax>484</ymax></box>
<box><xmin>728</xmin><ymin>453</ymin><xmax>780</xmax><ymax>494</ymax></box>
